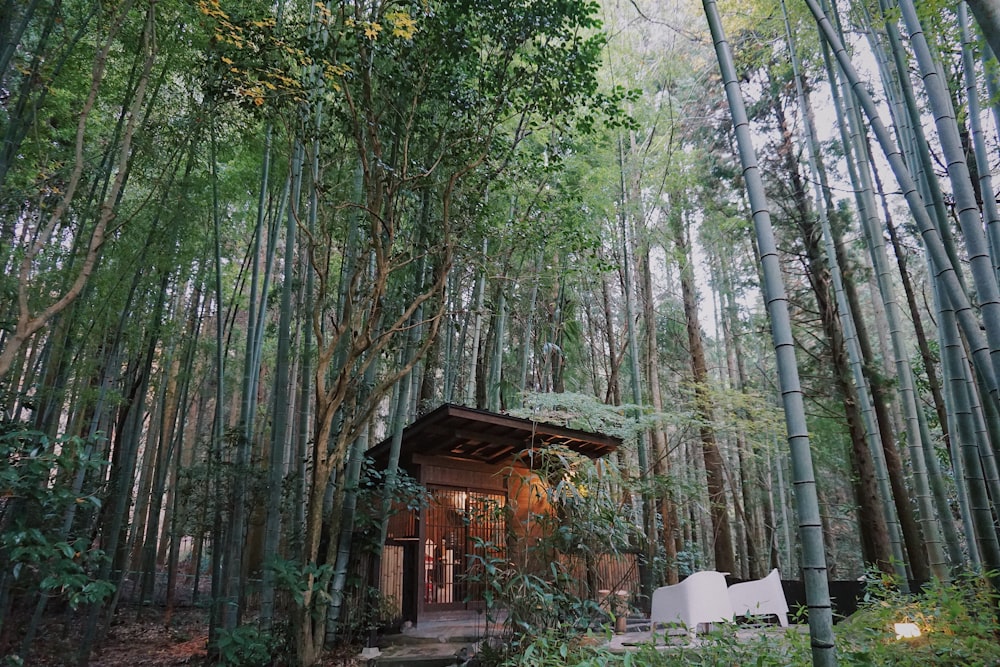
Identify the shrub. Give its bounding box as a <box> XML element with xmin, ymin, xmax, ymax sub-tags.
<box><xmin>468</xmin><ymin>550</ymin><xmax>607</xmax><ymax>661</ymax></box>
<box><xmin>214</xmin><ymin>624</ymin><xmax>285</xmax><ymax>667</ymax></box>
<box><xmin>837</xmin><ymin>569</ymin><xmax>1000</xmax><ymax>666</ymax></box>
<box><xmin>483</xmin><ymin>569</ymin><xmax>1000</xmax><ymax>667</ymax></box>
<box><xmin>0</xmin><ymin>428</ymin><xmax>114</xmax><ymax>613</ymax></box>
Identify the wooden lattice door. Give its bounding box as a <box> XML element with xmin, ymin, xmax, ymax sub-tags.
<box><xmin>424</xmin><ymin>486</ymin><xmax>506</xmax><ymax>610</ymax></box>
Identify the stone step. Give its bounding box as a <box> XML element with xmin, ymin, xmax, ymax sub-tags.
<box><xmin>379</xmin><ymin>632</ymin><xmax>483</xmax><ymax>646</ymax></box>
<box><xmin>370</xmin><ymin>642</ymin><xmax>478</xmax><ymax>667</ymax></box>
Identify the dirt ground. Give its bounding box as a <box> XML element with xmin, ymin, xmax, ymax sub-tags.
<box><xmin>16</xmin><ymin>607</ymin><xmax>361</xmax><ymax>666</ymax></box>
<box><xmin>90</xmin><ymin>608</ymin><xmax>210</xmax><ymax>666</ymax></box>
<box><xmin>12</xmin><ymin>608</ymin><xmax>209</xmax><ymax>666</ymax></box>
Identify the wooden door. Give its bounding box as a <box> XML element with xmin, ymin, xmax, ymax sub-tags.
<box><xmin>423</xmin><ymin>486</ymin><xmax>506</xmax><ymax>610</ymax></box>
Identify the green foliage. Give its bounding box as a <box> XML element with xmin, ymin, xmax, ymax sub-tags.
<box><xmin>264</xmin><ymin>557</ymin><xmax>335</xmax><ymax>608</ymax></box>
<box><xmin>486</xmin><ymin>569</ymin><xmax>1000</xmax><ymax>666</ymax></box>
<box><xmin>213</xmin><ymin>624</ymin><xmax>285</xmax><ymax>667</ymax></box>
<box><xmin>174</xmin><ymin>429</ymin><xmax>269</xmax><ymax>542</ymax></box>
<box><xmin>660</xmin><ymin>627</ymin><xmax>811</xmax><ymax>666</ymax></box>
<box><xmin>353</xmin><ymin>459</ymin><xmax>430</xmax><ymax>540</ymax></box>
<box><xmin>512</xmin><ymin>391</ymin><xmax>676</xmax><ymax>449</ymax></box>
<box><xmin>467</xmin><ymin>548</ymin><xmax>607</xmax><ymax>659</ymax></box>
<box><xmin>494</xmin><ymin>628</ymin><xmax>619</xmax><ymax>666</ymax></box>
<box><xmin>9</xmin><ymin>530</ymin><xmax>115</xmax><ymax>609</ymax></box>
<box><xmin>0</xmin><ymin>427</ymin><xmax>114</xmax><ymax>612</ymax></box>
<box><xmin>519</xmin><ymin>446</ymin><xmax>642</xmax><ymax>557</ymax></box>
<box><xmin>468</xmin><ymin>441</ymin><xmax>641</xmax><ymax>663</ymax></box>
<box><xmin>335</xmin><ymin>586</ymin><xmax>400</xmax><ymax>646</ymax></box>
<box><xmin>488</xmin><ymin>625</ymin><xmax>810</xmax><ymax>667</ymax></box>
<box><xmin>702</xmin><ymin>384</ymin><xmax>784</xmax><ymax>446</ymax></box>
<box><xmin>837</xmin><ymin>569</ymin><xmax>1000</xmax><ymax>666</ymax></box>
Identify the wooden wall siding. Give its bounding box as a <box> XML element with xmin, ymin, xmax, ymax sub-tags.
<box><xmin>386</xmin><ymin>504</ymin><xmax>418</xmax><ymax>540</ymax></box>
<box><xmin>380</xmin><ymin>544</ymin><xmax>405</xmax><ymax>617</ymax></box>
<box><xmin>418</xmin><ymin>461</ymin><xmax>507</xmax><ymax>492</ymax></box>
<box><xmin>558</xmin><ymin>552</ymin><xmax>640</xmax><ymax>601</ymax></box>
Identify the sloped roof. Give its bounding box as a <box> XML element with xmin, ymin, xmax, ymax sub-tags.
<box><xmin>366</xmin><ymin>403</ymin><xmax>621</xmax><ymax>466</ymax></box>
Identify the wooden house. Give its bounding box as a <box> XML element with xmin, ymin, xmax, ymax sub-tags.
<box><xmin>365</xmin><ymin>403</ymin><xmax>627</xmax><ymax>626</ymax></box>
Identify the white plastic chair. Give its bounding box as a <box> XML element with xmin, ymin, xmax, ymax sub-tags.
<box><xmin>649</xmin><ymin>570</ymin><xmax>734</xmax><ymax>637</ymax></box>
<box><xmin>727</xmin><ymin>568</ymin><xmax>789</xmax><ymax>627</ymax></box>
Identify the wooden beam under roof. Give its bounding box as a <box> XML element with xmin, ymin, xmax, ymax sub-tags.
<box><xmin>366</xmin><ymin>403</ymin><xmax>620</xmax><ymax>467</ymax></box>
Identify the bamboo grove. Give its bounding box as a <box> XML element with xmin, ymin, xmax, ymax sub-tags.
<box><xmin>2</xmin><ymin>0</ymin><xmax>1000</xmax><ymax>665</ymax></box>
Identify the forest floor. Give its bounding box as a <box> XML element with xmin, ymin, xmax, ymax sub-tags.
<box><xmin>90</xmin><ymin>607</ymin><xmax>209</xmax><ymax>666</ymax></box>
<box><xmin>22</xmin><ymin>606</ymin><xmax>361</xmax><ymax>666</ymax></box>
<box><xmin>14</xmin><ymin>606</ymin><xmax>206</xmax><ymax>666</ymax></box>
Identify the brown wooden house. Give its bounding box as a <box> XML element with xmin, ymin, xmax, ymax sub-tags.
<box><xmin>365</xmin><ymin>403</ymin><xmax>625</xmax><ymax>626</ymax></box>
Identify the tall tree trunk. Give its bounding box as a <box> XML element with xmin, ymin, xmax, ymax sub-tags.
<box><xmin>672</xmin><ymin>208</ymin><xmax>735</xmax><ymax>574</ymax></box>
<box><xmin>703</xmin><ymin>2</ymin><xmax>837</xmax><ymax>662</ymax></box>
<box><xmin>617</xmin><ymin>132</ymin><xmax>656</xmax><ymax>606</ymax></box>
<box><xmin>896</xmin><ymin>0</ymin><xmax>1000</xmax><ymax>412</ymax></box>
<box><xmin>959</xmin><ymin>4</ymin><xmax>1000</xmax><ymax>281</ymax></box>
<box><xmin>820</xmin><ymin>2</ymin><xmax>946</xmax><ymax>580</ymax></box>
<box><xmin>206</xmin><ymin>113</ymin><xmax>230</xmax><ymax>652</ymax></box>
<box><xmin>164</xmin><ymin>276</ymin><xmax>207</xmax><ymax>624</ymax></box>
<box><xmin>599</xmin><ymin>245</ymin><xmax>623</xmax><ymax>406</ymax></box>
<box><xmin>79</xmin><ymin>267</ymin><xmax>169</xmax><ymax>665</ymax></box>
<box><xmin>965</xmin><ymin>0</ymin><xmax>1000</xmax><ymax>67</ymax></box>
<box><xmin>718</xmin><ymin>251</ymin><xmax>766</xmax><ymax>579</ymax></box>
<box><xmin>487</xmin><ymin>287</ymin><xmax>507</xmax><ymax>412</ymax></box>
<box><xmin>517</xmin><ymin>253</ymin><xmax>541</xmax><ymax>396</ymax></box>
<box><xmin>135</xmin><ymin>337</ymin><xmax>179</xmax><ymax>605</ymax></box>
<box><xmin>936</xmin><ymin>276</ymin><xmax>1000</xmax><ymax>570</ymax></box>
<box><xmin>641</xmin><ymin>245</ymin><xmax>679</xmax><ymax>583</ymax></box>
<box><xmin>259</xmin><ymin>142</ymin><xmax>300</xmax><ymax>628</ymax></box>
<box><xmin>808</xmin><ymin>0</ymin><xmax>1000</xmax><ymax>408</ymax></box>
<box><xmin>769</xmin><ymin>64</ymin><xmax>894</xmax><ymax>572</ymax></box>
<box><xmin>466</xmin><ymin>239</ymin><xmax>488</xmax><ymax>405</ymax></box>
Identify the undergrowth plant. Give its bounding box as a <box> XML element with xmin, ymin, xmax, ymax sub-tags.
<box><xmin>837</xmin><ymin>568</ymin><xmax>1000</xmax><ymax>666</ymax></box>
<box><xmin>213</xmin><ymin>624</ymin><xmax>285</xmax><ymax>667</ymax></box>
<box><xmin>487</xmin><ymin>568</ymin><xmax>1000</xmax><ymax>666</ymax></box>
<box><xmin>0</xmin><ymin>427</ymin><xmax>114</xmax><ymax>657</ymax></box>
<box><xmin>468</xmin><ymin>538</ymin><xmax>608</xmax><ymax>663</ymax></box>
<box><xmin>495</xmin><ymin>625</ymin><xmax>810</xmax><ymax>667</ymax></box>
<box><xmin>468</xmin><ymin>443</ymin><xmax>639</xmax><ymax>665</ymax></box>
